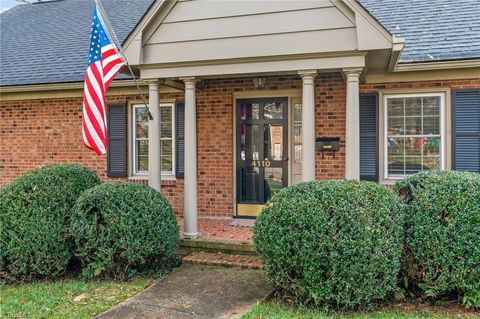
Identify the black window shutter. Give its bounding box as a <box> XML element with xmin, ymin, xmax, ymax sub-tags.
<box><xmin>107</xmin><ymin>103</ymin><xmax>128</xmax><ymax>177</ymax></box>
<box><xmin>359</xmin><ymin>93</ymin><xmax>379</xmax><ymax>181</ymax></box>
<box><xmin>176</xmin><ymin>102</ymin><xmax>185</xmax><ymax>179</ymax></box>
<box><xmin>452</xmin><ymin>89</ymin><xmax>480</xmax><ymax>173</ymax></box>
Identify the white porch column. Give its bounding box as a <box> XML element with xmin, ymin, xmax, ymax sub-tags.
<box><xmin>343</xmin><ymin>68</ymin><xmax>362</xmax><ymax>180</ymax></box>
<box><xmin>181</xmin><ymin>77</ymin><xmax>198</xmax><ymax>238</ymax></box>
<box><xmin>147</xmin><ymin>80</ymin><xmax>161</xmax><ymax>191</ymax></box>
<box><xmin>298</xmin><ymin>70</ymin><xmax>317</xmax><ymax>181</ymax></box>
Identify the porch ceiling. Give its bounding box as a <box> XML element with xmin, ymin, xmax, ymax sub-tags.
<box><xmin>123</xmin><ymin>0</ymin><xmax>402</xmax><ymax>79</ymax></box>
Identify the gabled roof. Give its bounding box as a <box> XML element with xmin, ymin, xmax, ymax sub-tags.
<box><xmin>0</xmin><ymin>0</ymin><xmax>478</xmax><ymax>87</ymax></box>
<box><xmin>359</xmin><ymin>0</ymin><xmax>480</xmax><ymax>63</ymax></box>
<box><xmin>0</xmin><ymin>0</ymin><xmax>154</xmax><ymax>87</ymax></box>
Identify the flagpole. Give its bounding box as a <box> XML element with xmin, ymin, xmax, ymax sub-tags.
<box><xmin>96</xmin><ymin>0</ymin><xmax>162</xmax><ymax>188</ymax></box>
<box><xmin>95</xmin><ymin>0</ymin><xmax>153</xmax><ymax>121</ymax></box>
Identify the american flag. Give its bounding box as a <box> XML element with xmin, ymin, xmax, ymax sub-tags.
<box><xmin>82</xmin><ymin>3</ymin><xmax>125</xmax><ymax>155</ymax></box>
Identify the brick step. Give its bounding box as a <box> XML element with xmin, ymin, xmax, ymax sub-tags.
<box><xmin>179</xmin><ymin>237</ymin><xmax>256</xmax><ymax>255</ymax></box>
<box><xmin>182</xmin><ymin>251</ymin><xmax>263</xmax><ymax>270</ymax></box>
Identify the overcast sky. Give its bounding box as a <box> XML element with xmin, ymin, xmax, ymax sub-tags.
<box><xmin>0</xmin><ymin>0</ymin><xmax>20</xmax><ymax>13</ymax></box>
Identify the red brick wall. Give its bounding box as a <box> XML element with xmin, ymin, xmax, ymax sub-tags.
<box><xmin>0</xmin><ymin>93</ymin><xmax>185</xmax><ymax>213</ymax></box>
<box><xmin>1</xmin><ymin>75</ymin><xmax>479</xmax><ymax>218</ymax></box>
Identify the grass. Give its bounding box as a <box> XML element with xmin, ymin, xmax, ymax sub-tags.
<box><xmin>242</xmin><ymin>301</ymin><xmax>480</xmax><ymax>319</ymax></box>
<box><xmin>0</xmin><ymin>276</ymin><xmax>154</xmax><ymax>319</ymax></box>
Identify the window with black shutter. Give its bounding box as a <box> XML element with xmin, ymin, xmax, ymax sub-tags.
<box><xmin>452</xmin><ymin>89</ymin><xmax>480</xmax><ymax>173</ymax></box>
<box><xmin>176</xmin><ymin>102</ymin><xmax>185</xmax><ymax>178</ymax></box>
<box><xmin>107</xmin><ymin>103</ymin><xmax>128</xmax><ymax>177</ymax></box>
<box><xmin>359</xmin><ymin>94</ymin><xmax>378</xmax><ymax>181</ymax></box>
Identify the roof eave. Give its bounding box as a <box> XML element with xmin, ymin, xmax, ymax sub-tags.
<box><xmin>394</xmin><ymin>58</ymin><xmax>480</xmax><ymax>72</ymax></box>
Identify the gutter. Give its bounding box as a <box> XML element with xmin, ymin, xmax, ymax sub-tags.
<box><xmin>0</xmin><ymin>79</ymin><xmax>183</xmax><ymax>94</ymax></box>
<box><xmin>394</xmin><ymin>58</ymin><xmax>480</xmax><ymax>72</ymax></box>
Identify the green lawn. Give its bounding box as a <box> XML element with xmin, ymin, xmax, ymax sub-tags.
<box><xmin>0</xmin><ymin>277</ymin><xmax>153</xmax><ymax>319</ymax></box>
<box><xmin>242</xmin><ymin>301</ymin><xmax>479</xmax><ymax>319</ymax></box>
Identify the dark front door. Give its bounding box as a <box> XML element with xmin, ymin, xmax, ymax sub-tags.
<box><xmin>236</xmin><ymin>98</ymin><xmax>288</xmax><ymax>217</ymax></box>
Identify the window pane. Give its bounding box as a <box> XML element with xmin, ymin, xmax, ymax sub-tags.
<box><xmin>404</xmin><ymin>117</ymin><xmax>422</xmax><ymax>135</ymax></box>
<box><xmin>387</xmin><ymin>137</ymin><xmax>405</xmax><ymax>157</ymax></box>
<box><xmin>387</xmin><ymin>98</ymin><xmax>403</xmax><ymax>117</ymax></box>
<box><xmin>405</xmin><ymin>97</ymin><xmax>422</xmax><ymax>116</ymax></box>
<box><xmin>424</xmin><ymin>137</ymin><xmax>440</xmax><ymax>156</ymax></box>
<box><xmin>264</xmin><ymin>101</ymin><xmax>284</xmax><ymax>119</ymax></box>
<box><xmin>293</xmin><ymin>103</ymin><xmax>302</xmax><ymax>165</ymax></box>
<box><xmin>134</xmin><ymin>104</ymin><xmax>175</xmax><ymax>174</ymax></box>
<box><xmin>423</xmin><ymin>156</ymin><xmax>440</xmax><ymax>171</ymax></box>
<box><xmin>161</xmin><ymin>140</ymin><xmax>173</xmax><ymax>172</ymax></box>
<box><xmin>240</xmin><ymin>103</ymin><xmax>260</xmax><ymax>120</ymax></box>
<box><xmin>240</xmin><ymin>124</ymin><xmax>260</xmax><ymax>161</ymax></box>
<box><xmin>264</xmin><ymin>124</ymin><xmax>283</xmax><ymax>161</ymax></box>
<box><xmin>135</xmin><ymin>107</ymin><xmax>149</xmax><ymax>138</ymax></box>
<box><xmin>161</xmin><ymin>121</ymin><xmax>172</xmax><ymax>138</ymax></box>
<box><xmin>423</xmin><ymin>116</ymin><xmax>440</xmax><ymax>135</ymax></box>
<box><xmin>161</xmin><ymin>155</ymin><xmax>173</xmax><ymax>172</ymax></box>
<box><xmin>388</xmin><ymin>156</ymin><xmax>405</xmax><ymax>175</ymax></box>
<box><xmin>136</xmin><ymin>140</ymin><xmax>148</xmax><ymax>171</ymax></box>
<box><xmin>404</xmin><ymin>137</ymin><xmax>423</xmax><ymax>156</ymax></box>
<box><xmin>388</xmin><ymin>117</ymin><xmax>404</xmax><ymax>135</ymax></box>
<box><xmin>160</xmin><ymin>106</ymin><xmax>172</xmax><ymax>138</ymax></box>
<box><xmin>241</xmin><ymin>167</ymin><xmax>260</xmax><ymax>201</ymax></box>
<box><xmin>405</xmin><ymin>157</ymin><xmax>423</xmax><ymax>174</ymax></box>
<box><xmin>423</xmin><ymin>97</ymin><xmax>440</xmax><ymax>116</ymax></box>
<box><xmin>264</xmin><ymin>167</ymin><xmax>284</xmax><ymax>201</ymax></box>
<box><xmin>161</xmin><ymin>139</ymin><xmax>172</xmax><ymax>156</ymax></box>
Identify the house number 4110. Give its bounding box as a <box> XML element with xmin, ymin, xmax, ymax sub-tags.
<box><xmin>251</xmin><ymin>160</ymin><xmax>271</xmax><ymax>167</ymax></box>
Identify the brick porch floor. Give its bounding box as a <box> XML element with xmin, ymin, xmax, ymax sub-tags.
<box><xmin>178</xmin><ymin>218</ymin><xmax>254</xmax><ymax>242</ymax></box>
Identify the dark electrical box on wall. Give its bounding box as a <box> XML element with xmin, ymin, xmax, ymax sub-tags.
<box><xmin>316</xmin><ymin>137</ymin><xmax>340</xmax><ymax>158</ymax></box>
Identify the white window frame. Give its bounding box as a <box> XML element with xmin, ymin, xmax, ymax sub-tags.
<box><xmin>383</xmin><ymin>92</ymin><xmax>446</xmax><ymax>180</ymax></box>
<box><xmin>131</xmin><ymin>103</ymin><xmax>175</xmax><ymax>177</ymax></box>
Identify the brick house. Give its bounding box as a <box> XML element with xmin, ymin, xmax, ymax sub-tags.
<box><xmin>1</xmin><ymin>0</ymin><xmax>479</xmax><ymax>237</ymax></box>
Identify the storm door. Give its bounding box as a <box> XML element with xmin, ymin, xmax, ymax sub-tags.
<box><xmin>236</xmin><ymin>98</ymin><xmax>288</xmax><ymax>217</ymax></box>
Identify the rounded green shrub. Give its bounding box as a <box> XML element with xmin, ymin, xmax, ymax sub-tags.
<box><xmin>394</xmin><ymin>171</ymin><xmax>480</xmax><ymax>298</ymax></box>
<box><xmin>70</xmin><ymin>182</ymin><xmax>179</xmax><ymax>279</ymax></box>
<box><xmin>254</xmin><ymin>180</ymin><xmax>404</xmax><ymax>309</ymax></box>
<box><xmin>0</xmin><ymin>164</ymin><xmax>101</xmax><ymax>281</ymax></box>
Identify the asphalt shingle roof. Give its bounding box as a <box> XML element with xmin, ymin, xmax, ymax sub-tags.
<box><xmin>0</xmin><ymin>0</ymin><xmax>478</xmax><ymax>87</ymax></box>
<box><xmin>0</xmin><ymin>0</ymin><xmax>154</xmax><ymax>87</ymax></box>
<box><xmin>360</xmin><ymin>0</ymin><xmax>480</xmax><ymax>63</ymax></box>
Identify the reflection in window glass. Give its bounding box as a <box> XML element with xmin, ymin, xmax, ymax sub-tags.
<box><xmin>133</xmin><ymin>104</ymin><xmax>174</xmax><ymax>174</ymax></box>
<box><xmin>241</xmin><ymin>167</ymin><xmax>260</xmax><ymax>201</ymax></box>
<box><xmin>293</xmin><ymin>103</ymin><xmax>302</xmax><ymax>164</ymax></box>
<box><xmin>386</xmin><ymin>95</ymin><xmax>442</xmax><ymax>178</ymax></box>
<box><xmin>264</xmin><ymin>167</ymin><xmax>283</xmax><ymax>201</ymax></box>
<box><xmin>264</xmin><ymin>124</ymin><xmax>283</xmax><ymax>161</ymax></box>
<box><xmin>264</xmin><ymin>102</ymin><xmax>284</xmax><ymax>119</ymax></box>
<box><xmin>240</xmin><ymin>124</ymin><xmax>260</xmax><ymax>161</ymax></box>
<box><xmin>240</xmin><ymin>103</ymin><xmax>260</xmax><ymax>120</ymax></box>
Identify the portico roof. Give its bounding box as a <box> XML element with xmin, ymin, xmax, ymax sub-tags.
<box><xmin>123</xmin><ymin>0</ymin><xmax>402</xmax><ymax>78</ymax></box>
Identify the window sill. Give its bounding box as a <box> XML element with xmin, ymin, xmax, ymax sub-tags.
<box><xmin>128</xmin><ymin>174</ymin><xmax>177</xmax><ymax>181</ymax></box>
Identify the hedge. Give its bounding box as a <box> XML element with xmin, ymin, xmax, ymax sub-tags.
<box><xmin>395</xmin><ymin>171</ymin><xmax>480</xmax><ymax>300</ymax></box>
<box><xmin>254</xmin><ymin>180</ymin><xmax>404</xmax><ymax>309</ymax></box>
<box><xmin>70</xmin><ymin>182</ymin><xmax>179</xmax><ymax>279</ymax></box>
<box><xmin>0</xmin><ymin>164</ymin><xmax>101</xmax><ymax>281</ymax></box>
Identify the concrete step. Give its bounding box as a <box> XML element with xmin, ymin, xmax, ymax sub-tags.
<box><xmin>182</xmin><ymin>251</ymin><xmax>263</xmax><ymax>270</ymax></box>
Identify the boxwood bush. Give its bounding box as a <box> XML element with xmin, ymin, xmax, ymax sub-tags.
<box><xmin>254</xmin><ymin>180</ymin><xmax>404</xmax><ymax>309</ymax></box>
<box><xmin>0</xmin><ymin>164</ymin><xmax>101</xmax><ymax>281</ymax></box>
<box><xmin>70</xmin><ymin>182</ymin><xmax>179</xmax><ymax>279</ymax></box>
<box><xmin>394</xmin><ymin>171</ymin><xmax>480</xmax><ymax>299</ymax></box>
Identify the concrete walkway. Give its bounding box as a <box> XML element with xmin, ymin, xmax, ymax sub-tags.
<box><xmin>96</xmin><ymin>264</ymin><xmax>273</xmax><ymax>319</ymax></box>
